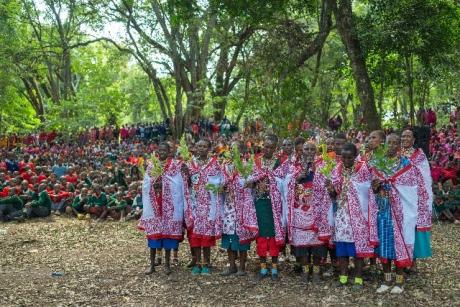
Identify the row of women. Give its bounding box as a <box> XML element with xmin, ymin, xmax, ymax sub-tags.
<box><xmin>138</xmin><ymin>129</ymin><xmax>432</xmax><ymax>294</ymax></box>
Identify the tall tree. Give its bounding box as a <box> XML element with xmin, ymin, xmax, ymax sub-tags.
<box><xmin>333</xmin><ymin>0</ymin><xmax>380</xmax><ymax>130</ymax></box>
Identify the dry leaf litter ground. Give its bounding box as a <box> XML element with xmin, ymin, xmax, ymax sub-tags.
<box><xmin>0</xmin><ymin>218</ymin><xmax>459</xmax><ymax>306</ymax></box>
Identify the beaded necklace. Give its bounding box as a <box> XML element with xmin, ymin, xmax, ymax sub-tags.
<box><xmin>401</xmin><ymin>147</ymin><xmax>415</xmax><ymax>158</ymax></box>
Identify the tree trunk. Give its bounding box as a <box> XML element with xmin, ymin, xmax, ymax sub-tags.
<box><xmin>393</xmin><ymin>97</ymin><xmax>398</xmax><ymax>121</ymax></box>
<box><xmin>235</xmin><ymin>76</ymin><xmax>251</xmax><ymax>126</ymax></box>
<box><xmin>62</xmin><ymin>48</ymin><xmax>72</xmax><ymax>100</ymax></box>
<box><xmin>419</xmin><ymin>78</ymin><xmax>429</xmax><ymax>110</ymax></box>
<box><xmin>21</xmin><ymin>77</ymin><xmax>45</xmax><ymax>121</ymax></box>
<box><xmin>174</xmin><ymin>65</ymin><xmax>184</xmax><ymax>138</ymax></box>
<box><xmin>405</xmin><ymin>55</ymin><xmax>415</xmax><ymax>125</ymax></box>
<box><xmin>333</xmin><ymin>0</ymin><xmax>380</xmax><ymax>130</ymax></box>
<box><xmin>151</xmin><ymin>77</ymin><xmax>168</xmax><ymax>121</ymax></box>
<box><xmin>378</xmin><ymin>56</ymin><xmax>385</xmax><ymax>117</ymax></box>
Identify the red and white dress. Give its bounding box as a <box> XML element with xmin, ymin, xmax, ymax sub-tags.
<box><xmin>288</xmin><ymin>163</ymin><xmax>323</xmax><ymax>248</ymax></box>
<box><xmin>330</xmin><ymin>161</ymin><xmax>378</xmax><ymax>258</ymax></box>
<box><xmin>138</xmin><ymin>158</ymin><xmax>188</xmax><ymax>240</ymax></box>
<box><xmin>372</xmin><ymin>160</ymin><xmax>431</xmax><ymax>267</ymax></box>
<box><xmin>184</xmin><ymin>156</ymin><xmax>224</xmax><ymax>247</ymax></box>
<box><xmin>222</xmin><ymin>161</ymin><xmax>258</xmax><ymax>244</ymax></box>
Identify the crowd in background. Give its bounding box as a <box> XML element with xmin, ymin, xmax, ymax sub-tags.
<box><xmin>0</xmin><ymin>111</ymin><xmax>459</xmax><ymax>224</ymax></box>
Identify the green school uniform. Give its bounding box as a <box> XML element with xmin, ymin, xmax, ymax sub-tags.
<box><xmin>30</xmin><ymin>191</ymin><xmax>52</xmax><ymax>209</ymax></box>
<box><xmin>88</xmin><ymin>193</ymin><xmax>108</xmax><ymax>207</ymax></box>
<box><xmin>108</xmin><ymin>199</ymin><xmax>127</xmax><ymax>210</ymax></box>
<box><xmin>0</xmin><ymin>195</ymin><xmax>24</xmax><ymax>210</ymax></box>
<box><xmin>71</xmin><ymin>196</ymin><xmax>88</xmax><ymax>212</ymax></box>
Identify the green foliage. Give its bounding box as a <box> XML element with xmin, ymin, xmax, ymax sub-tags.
<box><xmin>205</xmin><ymin>183</ymin><xmax>221</xmax><ymax>193</ymax></box>
<box><xmin>370</xmin><ymin>144</ymin><xmax>397</xmax><ymax>175</ymax></box>
<box><xmin>319</xmin><ymin>144</ymin><xmax>336</xmax><ymax>179</ymax></box>
<box><xmin>178</xmin><ymin>136</ymin><xmax>192</xmax><ymax>161</ymax></box>
<box><xmin>149</xmin><ymin>154</ymin><xmax>164</xmax><ymax>178</ymax></box>
<box><xmin>1</xmin><ymin>0</ymin><xmax>460</xmax><ymax>133</ymax></box>
<box><xmin>231</xmin><ymin>144</ymin><xmax>254</xmax><ymax>179</ymax></box>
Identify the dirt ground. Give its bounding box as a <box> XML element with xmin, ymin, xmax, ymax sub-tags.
<box><xmin>0</xmin><ymin>218</ymin><xmax>459</xmax><ymax>306</ymax></box>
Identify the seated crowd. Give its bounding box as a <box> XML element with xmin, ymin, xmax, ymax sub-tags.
<box><xmin>0</xmin><ymin>121</ymin><xmax>458</xmax><ymax>224</ymax></box>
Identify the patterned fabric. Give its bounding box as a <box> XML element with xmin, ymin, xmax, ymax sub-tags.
<box><xmin>289</xmin><ymin>164</ymin><xmax>324</xmax><ymax>247</ymax></box>
<box><xmin>375</xmin><ymin>196</ymin><xmax>396</xmax><ymax>260</ymax></box>
<box><xmin>371</xmin><ymin>156</ymin><xmax>429</xmax><ymax>268</ymax></box>
<box><xmin>222</xmin><ymin>202</ymin><xmax>236</xmax><ymax>234</ymax></box>
<box><xmin>138</xmin><ymin>158</ymin><xmax>187</xmax><ymax>240</ymax></box>
<box><xmin>404</xmin><ymin>148</ymin><xmax>434</xmax><ymax>215</ymax></box>
<box><xmin>185</xmin><ymin>156</ymin><xmax>223</xmax><ymax>240</ymax></box>
<box><xmin>252</xmin><ymin>155</ymin><xmax>286</xmax><ymax>246</ymax></box>
<box><xmin>312</xmin><ymin>158</ymin><xmax>334</xmax><ymax>241</ymax></box>
<box><xmin>334</xmin><ymin>205</ymin><xmax>354</xmax><ymax>243</ymax></box>
<box><xmin>222</xmin><ymin>162</ymin><xmax>258</xmax><ymax>244</ymax></box>
<box><xmin>273</xmin><ymin>156</ymin><xmax>302</xmax><ymax>230</ymax></box>
<box><xmin>315</xmin><ymin>160</ymin><xmax>378</xmax><ymax>257</ymax></box>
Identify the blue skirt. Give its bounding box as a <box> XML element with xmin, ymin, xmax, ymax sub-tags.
<box><xmin>375</xmin><ymin>196</ymin><xmax>396</xmax><ymax>260</ymax></box>
<box><xmin>335</xmin><ymin>242</ymin><xmax>356</xmax><ymax>257</ymax></box>
<box><xmin>147</xmin><ymin>238</ymin><xmax>179</xmax><ymax>250</ymax></box>
<box><xmin>414</xmin><ymin>231</ymin><xmax>432</xmax><ymax>259</ymax></box>
<box><xmin>221</xmin><ymin>234</ymin><xmax>250</xmax><ymax>252</ymax></box>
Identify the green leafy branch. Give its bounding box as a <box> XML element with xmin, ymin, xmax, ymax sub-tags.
<box><xmin>371</xmin><ymin>144</ymin><xmax>397</xmax><ymax>175</ymax></box>
<box><xmin>319</xmin><ymin>143</ymin><xmax>336</xmax><ymax>179</ymax></box>
<box><xmin>178</xmin><ymin>136</ymin><xmax>191</xmax><ymax>162</ymax></box>
<box><xmin>231</xmin><ymin>144</ymin><xmax>254</xmax><ymax>179</ymax></box>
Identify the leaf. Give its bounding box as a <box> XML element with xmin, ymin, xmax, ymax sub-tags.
<box><xmin>231</xmin><ymin>144</ymin><xmax>254</xmax><ymax>179</ymax></box>
<box><xmin>371</xmin><ymin>144</ymin><xmax>397</xmax><ymax>175</ymax></box>
<box><xmin>178</xmin><ymin>136</ymin><xmax>191</xmax><ymax>162</ymax></box>
<box><xmin>149</xmin><ymin>153</ymin><xmax>163</xmax><ymax>178</ymax></box>
<box><xmin>319</xmin><ymin>143</ymin><xmax>336</xmax><ymax>179</ymax></box>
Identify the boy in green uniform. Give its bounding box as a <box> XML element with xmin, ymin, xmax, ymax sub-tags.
<box><xmin>83</xmin><ymin>184</ymin><xmax>108</xmax><ymax>222</ymax></box>
<box><xmin>127</xmin><ymin>186</ymin><xmax>143</xmax><ymax>220</ymax></box>
<box><xmin>67</xmin><ymin>188</ymin><xmax>89</xmax><ymax>219</ymax></box>
<box><xmin>0</xmin><ymin>188</ymin><xmax>24</xmax><ymax>221</ymax></box>
<box><xmin>107</xmin><ymin>192</ymin><xmax>128</xmax><ymax>221</ymax></box>
<box><xmin>24</xmin><ymin>183</ymin><xmax>51</xmax><ymax>218</ymax></box>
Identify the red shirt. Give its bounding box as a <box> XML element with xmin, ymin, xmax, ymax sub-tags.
<box><xmin>442</xmin><ymin>167</ymin><xmax>458</xmax><ymax>184</ymax></box>
<box><xmin>49</xmin><ymin>191</ymin><xmax>70</xmax><ymax>203</ymax></box>
<box><xmin>19</xmin><ymin>161</ymin><xmax>36</xmax><ymax>173</ymax></box>
<box><xmin>431</xmin><ymin>166</ymin><xmax>442</xmax><ymax>182</ymax></box>
<box><xmin>37</xmin><ymin>174</ymin><xmax>48</xmax><ymax>183</ymax></box>
<box><xmin>63</xmin><ymin>174</ymin><xmax>78</xmax><ymax>184</ymax></box>
<box><xmin>21</xmin><ymin>172</ymin><xmax>35</xmax><ymax>183</ymax></box>
<box><xmin>47</xmin><ymin>131</ymin><xmax>57</xmax><ymax>143</ymax></box>
<box><xmin>0</xmin><ymin>187</ymin><xmax>9</xmax><ymax>198</ymax></box>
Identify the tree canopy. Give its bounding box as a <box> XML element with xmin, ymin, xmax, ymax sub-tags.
<box><xmin>1</xmin><ymin>0</ymin><xmax>459</xmax><ymax>135</ymax></box>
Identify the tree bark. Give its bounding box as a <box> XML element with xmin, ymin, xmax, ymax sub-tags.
<box><xmin>405</xmin><ymin>55</ymin><xmax>415</xmax><ymax>125</ymax></box>
<box><xmin>333</xmin><ymin>0</ymin><xmax>380</xmax><ymax>130</ymax></box>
